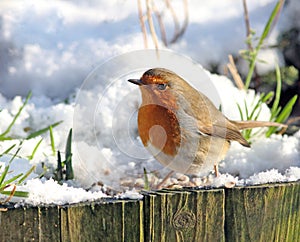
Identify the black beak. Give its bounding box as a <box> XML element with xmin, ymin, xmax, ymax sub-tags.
<box><xmin>128</xmin><ymin>79</ymin><xmax>143</xmax><ymax>86</ymax></box>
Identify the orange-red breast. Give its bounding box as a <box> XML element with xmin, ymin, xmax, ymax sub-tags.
<box><xmin>128</xmin><ymin>68</ymin><xmax>285</xmax><ymax>176</ymax></box>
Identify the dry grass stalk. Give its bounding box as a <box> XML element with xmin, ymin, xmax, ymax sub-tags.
<box><xmin>227</xmin><ymin>55</ymin><xmax>245</xmax><ymax>90</ymax></box>
<box><xmin>137</xmin><ymin>0</ymin><xmax>189</xmax><ymax>50</ymax></box>
<box><xmin>277</xmin><ymin>116</ymin><xmax>300</xmax><ymax>135</ymax></box>
<box><xmin>169</xmin><ymin>0</ymin><xmax>189</xmax><ymax>44</ymax></box>
<box><xmin>151</xmin><ymin>1</ymin><xmax>167</xmax><ymax>46</ymax></box>
<box><xmin>137</xmin><ymin>0</ymin><xmax>148</xmax><ymax>48</ymax></box>
<box><xmin>242</xmin><ymin>0</ymin><xmax>253</xmax><ymax>51</ymax></box>
<box><xmin>1</xmin><ymin>184</ymin><xmax>16</xmax><ymax>204</ymax></box>
<box><xmin>146</xmin><ymin>0</ymin><xmax>160</xmax><ymax>53</ymax></box>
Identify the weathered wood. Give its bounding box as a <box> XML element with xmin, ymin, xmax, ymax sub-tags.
<box><xmin>225</xmin><ymin>182</ymin><xmax>300</xmax><ymax>242</ymax></box>
<box><xmin>60</xmin><ymin>199</ymin><xmax>143</xmax><ymax>242</ymax></box>
<box><xmin>0</xmin><ymin>182</ymin><xmax>300</xmax><ymax>241</ymax></box>
<box><xmin>0</xmin><ymin>205</ymin><xmax>39</xmax><ymax>242</ymax></box>
<box><xmin>142</xmin><ymin>188</ymin><xmax>225</xmax><ymax>242</ymax></box>
<box><xmin>0</xmin><ymin>199</ymin><xmax>143</xmax><ymax>242</ymax></box>
<box><xmin>39</xmin><ymin>206</ymin><xmax>61</xmax><ymax>241</ymax></box>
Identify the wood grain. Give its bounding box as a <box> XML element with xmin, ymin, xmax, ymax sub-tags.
<box><xmin>0</xmin><ymin>181</ymin><xmax>299</xmax><ymax>241</ymax></box>
<box><xmin>225</xmin><ymin>182</ymin><xmax>300</xmax><ymax>242</ymax></box>
<box><xmin>142</xmin><ymin>188</ymin><xmax>225</xmax><ymax>242</ymax></box>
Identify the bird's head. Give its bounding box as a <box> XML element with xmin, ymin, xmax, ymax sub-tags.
<box><xmin>128</xmin><ymin>68</ymin><xmax>193</xmax><ymax>110</ymax></box>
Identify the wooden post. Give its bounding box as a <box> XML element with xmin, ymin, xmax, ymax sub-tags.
<box><xmin>142</xmin><ymin>188</ymin><xmax>225</xmax><ymax>241</ymax></box>
<box><xmin>225</xmin><ymin>182</ymin><xmax>300</xmax><ymax>242</ymax></box>
<box><xmin>0</xmin><ymin>199</ymin><xmax>143</xmax><ymax>242</ymax></box>
<box><xmin>0</xmin><ymin>181</ymin><xmax>299</xmax><ymax>241</ymax></box>
<box><xmin>60</xmin><ymin>199</ymin><xmax>144</xmax><ymax>242</ymax></box>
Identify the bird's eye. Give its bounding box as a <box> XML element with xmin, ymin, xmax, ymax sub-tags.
<box><xmin>157</xmin><ymin>83</ymin><xmax>167</xmax><ymax>90</ymax></box>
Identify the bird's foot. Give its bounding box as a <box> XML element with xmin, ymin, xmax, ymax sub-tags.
<box><xmin>155</xmin><ymin>171</ymin><xmax>174</xmax><ymax>190</ymax></box>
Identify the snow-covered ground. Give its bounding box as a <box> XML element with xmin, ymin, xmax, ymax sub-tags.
<box><xmin>0</xmin><ymin>0</ymin><xmax>299</xmax><ymax>205</ymax></box>
<box><xmin>0</xmin><ymin>0</ymin><xmax>284</xmax><ymax>98</ymax></box>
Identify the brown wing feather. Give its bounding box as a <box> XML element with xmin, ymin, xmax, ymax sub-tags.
<box><xmin>191</xmin><ymin>91</ymin><xmax>251</xmax><ymax>147</ymax></box>
<box><xmin>198</xmin><ymin>121</ymin><xmax>250</xmax><ymax>147</ymax></box>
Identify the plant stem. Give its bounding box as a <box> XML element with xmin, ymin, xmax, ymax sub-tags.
<box><xmin>244</xmin><ymin>1</ymin><xmax>282</xmax><ymax>90</ymax></box>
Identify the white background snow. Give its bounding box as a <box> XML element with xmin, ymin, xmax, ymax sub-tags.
<box><xmin>0</xmin><ymin>0</ymin><xmax>299</xmax><ymax>205</ymax></box>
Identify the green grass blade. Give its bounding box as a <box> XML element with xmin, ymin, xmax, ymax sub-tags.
<box><xmin>237</xmin><ymin>103</ymin><xmax>244</xmax><ymax>120</ymax></box>
<box><xmin>272</xmin><ymin>106</ymin><xmax>282</xmax><ymax>120</ymax></box>
<box><xmin>0</xmin><ymin>136</ymin><xmax>13</xmax><ymax>141</ymax></box>
<box><xmin>65</xmin><ymin>129</ymin><xmax>72</xmax><ymax>159</ymax></box>
<box><xmin>248</xmin><ymin>100</ymin><xmax>261</xmax><ymax>120</ymax></box>
<box><xmin>247</xmin><ymin>94</ymin><xmax>265</xmax><ymax>121</ymax></box>
<box><xmin>266</xmin><ymin>95</ymin><xmax>298</xmax><ymax>137</ymax></box>
<box><xmin>237</xmin><ymin>102</ymin><xmax>247</xmax><ymax>137</ymax></box>
<box><xmin>244</xmin><ymin>100</ymin><xmax>249</xmax><ymax>119</ymax></box>
<box><xmin>274</xmin><ymin>95</ymin><xmax>298</xmax><ymax>123</ymax></box>
<box><xmin>244</xmin><ymin>1</ymin><xmax>283</xmax><ymax>89</ymax></box>
<box><xmin>0</xmin><ymin>146</ymin><xmax>21</xmax><ymax>186</ymax></box>
<box><xmin>253</xmin><ymin>106</ymin><xmax>263</xmax><ymax>121</ymax></box>
<box><xmin>244</xmin><ymin>57</ymin><xmax>256</xmax><ymax>90</ymax></box>
<box><xmin>0</xmin><ymin>165</ymin><xmax>10</xmax><ymax>186</ymax></box>
<box><xmin>143</xmin><ymin>168</ymin><xmax>150</xmax><ymax>191</ymax></box>
<box><xmin>0</xmin><ymin>144</ymin><xmax>16</xmax><ymax>157</ymax></box>
<box><xmin>1</xmin><ymin>190</ymin><xmax>29</xmax><ymax>197</ymax></box>
<box><xmin>8</xmin><ymin>146</ymin><xmax>21</xmax><ymax>165</ymax></box>
<box><xmin>65</xmin><ymin>128</ymin><xmax>74</xmax><ymax>180</ymax></box>
<box><xmin>258</xmin><ymin>2</ymin><xmax>282</xmax><ymax>46</ymax></box>
<box><xmin>261</xmin><ymin>91</ymin><xmax>274</xmax><ymax>103</ymax></box>
<box><xmin>27</xmin><ymin>138</ymin><xmax>43</xmax><ymax>160</ymax></box>
<box><xmin>49</xmin><ymin>125</ymin><xmax>56</xmax><ymax>156</ymax></box>
<box><xmin>218</xmin><ymin>104</ymin><xmax>222</xmax><ymax>112</ymax></box>
<box><xmin>17</xmin><ymin>165</ymin><xmax>36</xmax><ymax>185</ymax></box>
<box><xmin>271</xmin><ymin>65</ymin><xmax>282</xmax><ymax>118</ymax></box>
<box><xmin>0</xmin><ymin>91</ymin><xmax>32</xmax><ymax>138</ymax></box>
<box><xmin>37</xmin><ymin>162</ymin><xmax>47</xmax><ymax>179</ymax></box>
<box><xmin>244</xmin><ymin>130</ymin><xmax>250</xmax><ymax>140</ymax></box>
<box><xmin>26</xmin><ymin>121</ymin><xmax>63</xmax><ymax>140</ymax></box>
<box><xmin>56</xmin><ymin>151</ymin><xmax>63</xmax><ymax>181</ymax></box>
<box><xmin>0</xmin><ymin>173</ymin><xmax>23</xmax><ymax>189</ymax></box>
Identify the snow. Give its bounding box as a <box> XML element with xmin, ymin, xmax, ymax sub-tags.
<box><xmin>18</xmin><ymin>178</ymin><xmax>107</xmax><ymax>206</ymax></box>
<box><xmin>0</xmin><ymin>0</ymin><xmax>281</xmax><ymax>98</ymax></box>
<box><xmin>0</xmin><ymin>0</ymin><xmax>299</xmax><ymax>205</ymax></box>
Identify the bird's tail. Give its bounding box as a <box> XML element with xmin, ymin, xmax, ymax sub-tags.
<box><xmin>231</xmin><ymin>120</ymin><xmax>287</xmax><ymax>130</ymax></box>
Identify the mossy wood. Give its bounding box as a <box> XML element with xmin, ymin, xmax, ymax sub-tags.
<box><xmin>0</xmin><ymin>181</ymin><xmax>299</xmax><ymax>241</ymax></box>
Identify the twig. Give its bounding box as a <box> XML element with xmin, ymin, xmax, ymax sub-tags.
<box><xmin>277</xmin><ymin>115</ymin><xmax>300</xmax><ymax>136</ymax></box>
<box><xmin>242</xmin><ymin>0</ymin><xmax>262</xmax><ymax>89</ymax></box>
<box><xmin>156</xmin><ymin>171</ymin><xmax>174</xmax><ymax>190</ymax></box>
<box><xmin>137</xmin><ymin>0</ymin><xmax>148</xmax><ymax>48</ymax></box>
<box><xmin>242</xmin><ymin>0</ymin><xmax>253</xmax><ymax>51</ymax></box>
<box><xmin>2</xmin><ymin>184</ymin><xmax>16</xmax><ymax>203</ymax></box>
<box><xmin>165</xmin><ymin>0</ymin><xmax>179</xmax><ymax>42</ymax></box>
<box><xmin>169</xmin><ymin>0</ymin><xmax>189</xmax><ymax>44</ymax></box>
<box><xmin>152</xmin><ymin>0</ymin><xmax>168</xmax><ymax>46</ymax></box>
<box><xmin>286</xmin><ymin>116</ymin><xmax>300</xmax><ymax>125</ymax></box>
<box><xmin>227</xmin><ymin>55</ymin><xmax>245</xmax><ymax>90</ymax></box>
<box><xmin>146</xmin><ymin>0</ymin><xmax>160</xmax><ymax>53</ymax></box>
<box><xmin>137</xmin><ymin>0</ymin><xmax>189</xmax><ymax>50</ymax></box>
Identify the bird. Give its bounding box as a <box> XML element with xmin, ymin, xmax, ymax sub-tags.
<box><xmin>128</xmin><ymin>68</ymin><xmax>286</xmax><ymax>177</ymax></box>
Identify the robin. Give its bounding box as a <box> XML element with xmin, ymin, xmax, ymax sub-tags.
<box><xmin>128</xmin><ymin>68</ymin><xmax>285</xmax><ymax>178</ymax></box>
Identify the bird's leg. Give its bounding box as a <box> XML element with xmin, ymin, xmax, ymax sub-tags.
<box><xmin>214</xmin><ymin>164</ymin><xmax>219</xmax><ymax>177</ymax></box>
<box><xmin>155</xmin><ymin>171</ymin><xmax>174</xmax><ymax>190</ymax></box>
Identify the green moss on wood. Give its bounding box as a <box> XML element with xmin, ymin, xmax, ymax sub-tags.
<box><xmin>225</xmin><ymin>182</ymin><xmax>300</xmax><ymax>242</ymax></box>
<box><xmin>142</xmin><ymin>188</ymin><xmax>225</xmax><ymax>242</ymax></box>
<box><xmin>0</xmin><ymin>181</ymin><xmax>299</xmax><ymax>241</ymax></box>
